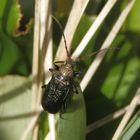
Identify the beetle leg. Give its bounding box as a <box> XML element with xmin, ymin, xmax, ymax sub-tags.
<box><xmin>59</xmin><ymin>102</ymin><xmax>67</xmax><ymax>119</ymax></box>
<box><xmin>63</xmin><ymin>88</ymin><xmax>70</xmax><ymax>101</ymax></box>
<box><xmin>74</xmin><ymin>71</ymin><xmax>82</xmax><ymax>77</ymax></box>
<box><xmin>59</xmin><ymin>113</ymin><xmax>64</xmax><ymax>119</ymax></box>
<box><xmin>63</xmin><ymin>100</ymin><xmax>68</xmax><ymax>112</ymax></box>
<box><xmin>49</xmin><ymin>68</ymin><xmax>54</xmax><ymax>72</ymax></box>
<box><xmin>49</xmin><ymin>68</ymin><xmax>58</xmax><ymax>74</ymax></box>
<box><xmin>70</xmin><ymin>80</ymin><xmax>79</xmax><ymax>94</ymax></box>
<box><xmin>42</xmin><ymin>84</ymin><xmax>47</xmax><ymax>88</ymax></box>
<box><xmin>53</xmin><ymin>63</ymin><xmax>59</xmax><ymax>70</ymax></box>
<box><xmin>61</xmin><ymin>89</ymin><xmax>71</xmax><ymax>112</ymax></box>
<box><xmin>53</xmin><ymin>61</ymin><xmax>65</xmax><ymax>70</ymax></box>
<box><xmin>73</xmin><ymin>85</ymin><xmax>79</xmax><ymax>94</ymax></box>
<box><xmin>51</xmin><ymin>61</ymin><xmax>64</xmax><ymax>71</ymax></box>
<box><xmin>59</xmin><ymin>112</ymin><xmax>66</xmax><ymax>120</ymax></box>
<box><xmin>48</xmin><ymin>63</ymin><xmax>59</xmax><ymax>72</ymax></box>
<box><xmin>54</xmin><ymin>61</ymin><xmax>64</xmax><ymax>64</ymax></box>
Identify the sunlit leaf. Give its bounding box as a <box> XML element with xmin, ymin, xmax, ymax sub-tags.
<box><xmin>0</xmin><ymin>76</ymin><xmax>32</xmax><ymax>140</ymax></box>
<box><xmin>0</xmin><ymin>0</ymin><xmax>21</xmax><ymax>35</ymax></box>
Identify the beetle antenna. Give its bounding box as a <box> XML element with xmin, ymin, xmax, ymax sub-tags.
<box><xmin>52</xmin><ymin>16</ymin><xmax>71</xmax><ymax>59</ymax></box>
<box><xmin>88</xmin><ymin>47</ymin><xmax>120</xmax><ymax>57</ymax></box>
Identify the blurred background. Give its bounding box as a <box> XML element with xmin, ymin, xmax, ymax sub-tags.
<box><xmin>0</xmin><ymin>0</ymin><xmax>140</xmax><ymax>140</ymax></box>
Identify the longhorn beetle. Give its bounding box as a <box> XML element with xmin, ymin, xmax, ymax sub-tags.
<box><xmin>41</xmin><ymin>17</ymin><xmax>119</xmax><ymax>115</ymax></box>
<box><xmin>41</xmin><ymin>16</ymin><xmax>80</xmax><ymax>114</ymax></box>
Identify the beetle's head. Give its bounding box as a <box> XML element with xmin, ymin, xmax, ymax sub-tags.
<box><xmin>60</xmin><ymin>60</ymin><xmax>74</xmax><ymax>78</ymax></box>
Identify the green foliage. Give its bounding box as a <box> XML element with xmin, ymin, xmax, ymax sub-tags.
<box><xmin>56</xmin><ymin>84</ymin><xmax>86</xmax><ymax>140</ymax></box>
<box><xmin>0</xmin><ymin>0</ymin><xmax>33</xmax><ymax>76</ymax></box>
<box><xmin>38</xmin><ymin>112</ymin><xmax>49</xmax><ymax>140</ymax></box>
<box><xmin>0</xmin><ymin>0</ymin><xmax>20</xmax><ymax>34</ymax></box>
<box><xmin>0</xmin><ymin>32</ymin><xmax>20</xmax><ymax>74</ymax></box>
<box><xmin>0</xmin><ymin>0</ymin><xmax>140</xmax><ymax>140</ymax></box>
<box><xmin>0</xmin><ymin>76</ymin><xmax>32</xmax><ymax>140</ymax></box>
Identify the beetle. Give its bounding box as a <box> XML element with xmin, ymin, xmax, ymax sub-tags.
<box><xmin>41</xmin><ymin>17</ymin><xmax>119</xmax><ymax>114</ymax></box>
<box><xmin>41</xmin><ymin>17</ymin><xmax>80</xmax><ymax>114</ymax></box>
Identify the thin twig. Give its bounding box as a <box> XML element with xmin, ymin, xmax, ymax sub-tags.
<box><xmin>80</xmin><ymin>0</ymin><xmax>136</xmax><ymax>91</ymax></box>
<box><xmin>56</xmin><ymin>0</ymin><xmax>89</xmax><ymax>60</ymax></box>
<box><xmin>112</xmin><ymin>86</ymin><xmax>140</xmax><ymax>140</ymax></box>
<box><xmin>72</xmin><ymin>0</ymin><xmax>118</xmax><ymax>59</ymax></box>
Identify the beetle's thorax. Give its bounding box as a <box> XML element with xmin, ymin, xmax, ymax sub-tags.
<box><xmin>60</xmin><ymin>62</ymin><xmax>73</xmax><ymax>78</ymax></box>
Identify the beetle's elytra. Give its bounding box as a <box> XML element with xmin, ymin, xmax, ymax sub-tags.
<box><xmin>41</xmin><ymin>17</ymin><xmax>80</xmax><ymax>114</ymax></box>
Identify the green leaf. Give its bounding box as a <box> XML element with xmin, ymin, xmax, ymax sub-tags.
<box><xmin>56</xmin><ymin>83</ymin><xmax>86</xmax><ymax>140</ymax></box>
<box><xmin>0</xmin><ymin>1</ymin><xmax>33</xmax><ymax>76</ymax></box>
<box><xmin>102</xmin><ymin>42</ymin><xmax>140</xmax><ymax>107</ymax></box>
<box><xmin>0</xmin><ymin>76</ymin><xmax>32</xmax><ymax>140</ymax></box>
<box><xmin>38</xmin><ymin>112</ymin><xmax>49</xmax><ymax>140</ymax></box>
<box><xmin>127</xmin><ymin>0</ymin><xmax>140</xmax><ymax>32</ymax></box>
<box><xmin>0</xmin><ymin>0</ymin><xmax>21</xmax><ymax>35</ymax></box>
<box><xmin>0</xmin><ymin>32</ymin><xmax>20</xmax><ymax>75</ymax></box>
<box><xmin>120</xmin><ymin>110</ymin><xmax>140</xmax><ymax>140</ymax></box>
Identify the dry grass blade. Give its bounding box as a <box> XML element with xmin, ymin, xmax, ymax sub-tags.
<box><xmin>31</xmin><ymin>0</ymin><xmax>40</xmax><ymax>111</ymax></box>
<box><xmin>33</xmin><ymin>0</ymin><xmax>52</xmax><ymax>139</ymax></box>
<box><xmin>21</xmin><ymin>0</ymin><xmax>53</xmax><ymax>139</ymax></box>
<box><xmin>37</xmin><ymin>0</ymin><xmax>53</xmax><ymax>140</ymax></box>
<box><xmin>31</xmin><ymin>0</ymin><xmax>41</xmax><ymax>139</ymax></box>
<box><xmin>112</xmin><ymin>87</ymin><xmax>140</xmax><ymax>140</ymax></box>
<box><xmin>80</xmin><ymin>0</ymin><xmax>136</xmax><ymax>91</ymax></box>
<box><xmin>72</xmin><ymin>0</ymin><xmax>118</xmax><ymax>59</ymax></box>
<box><xmin>56</xmin><ymin>0</ymin><xmax>89</xmax><ymax>60</ymax></box>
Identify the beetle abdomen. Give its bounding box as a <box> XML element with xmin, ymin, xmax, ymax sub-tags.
<box><xmin>41</xmin><ymin>76</ymin><xmax>72</xmax><ymax>114</ymax></box>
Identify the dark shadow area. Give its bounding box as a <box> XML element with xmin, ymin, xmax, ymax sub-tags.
<box><xmin>18</xmin><ymin>0</ymin><xmax>34</xmax><ymax>32</ymax></box>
